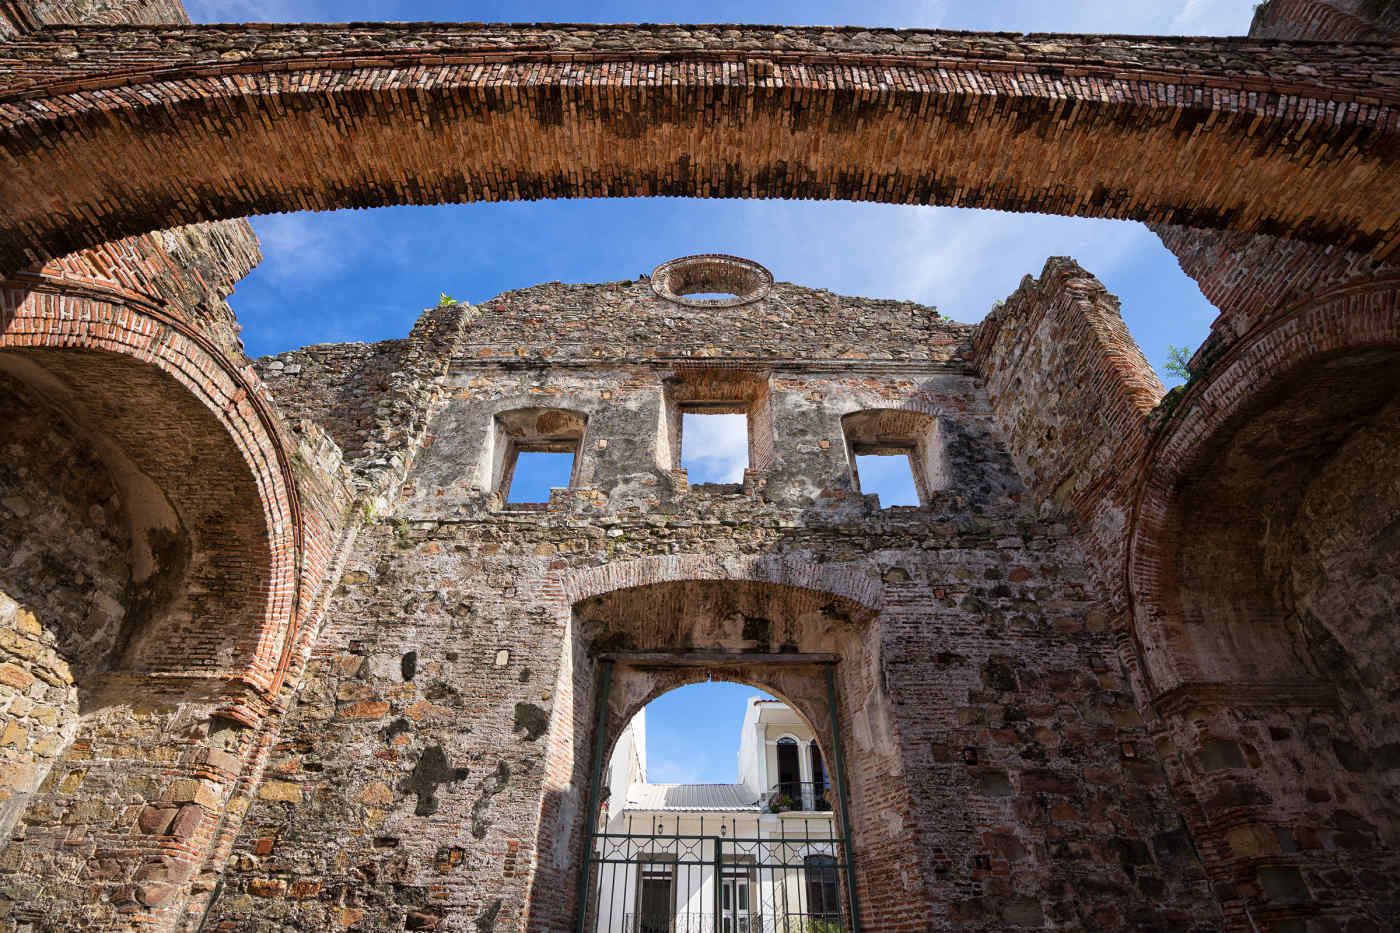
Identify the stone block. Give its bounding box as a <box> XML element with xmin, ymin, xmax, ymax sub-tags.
<box><xmin>0</xmin><ymin>665</ymin><xmax>34</xmax><ymax>692</ymax></box>
<box><xmin>137</xmin><ymin>804</ymin><xmax>178</xmax><ymax>836</ymax></box>
<box><xmin>1225</xmin><ymin>823</ymin><xmax>1280</xmax><ymax>859</ymax></box>
<box><xmin>354</xmin><ymin>782</ymin><xmax>394</xmax><ymax>807</ymax></box>
<box><xmin>169</xmin><ymin>804</ymin><xmax>204</xmax><ymax>841</ymax></box>
<box><xmin>339</xmin><ymin>700</ymin><xmax>390</xmax><ymax>720</ymax></box>
<box><xmin>1257</xmin><ymin>867</ymin><xmax>1311</xmax><ymax>904</ymax></box>
<box><xmin>248</xmin><ymin>877</ymin><xmax>287</xmax><ymax>898</ymax></box>
<box><xmin>0</xmin><ymin>721</ymin><xmax>27</xmax><ymax>750</ymax></box>
<box><xmin>257</xmin><ymin>781</ymin><xmax>303</xmax><ymax>803</ymax></box>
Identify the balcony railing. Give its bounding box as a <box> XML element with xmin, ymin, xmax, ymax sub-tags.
<box><xmin>763</xmin><ymin>781</ymin><xmax>833</xmax><ymax>814</ymax></box>
<box><xmin>621</xmin><ymin>914</ymin><xmax>842</xmax><ymax>933</ymax></box>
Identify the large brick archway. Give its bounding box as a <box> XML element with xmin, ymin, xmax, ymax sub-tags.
<box><xmin>0</xmin><ymin>277</ymin><xmax>301</xmax><ymax>694</ymax></box>
<box><xmin>1125</xmin><ymin>278</ymin><xmax>1400</xmax><ymax>929</ymax></box>
<box><xmin>0</xmin><ymin>270</ymin><xmax>312</xmax><ymax>926</ymax></box>
<box><xmin>527</xmin><ymin>557</ymin><xmax>928</xmax><ymax>932</ymax></box>
<box><xmin>0</xmin><ymin>23</ymin><xmax>1397</xmax><ymax>274</ymax></box>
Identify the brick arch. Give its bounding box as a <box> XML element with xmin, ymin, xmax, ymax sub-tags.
<box><xmin>1127</xmin><ymin>277</ymin><xmax>1400</xmax><ymax>694</ymax></box>
<box><xmin>1</xmin><ymin>24</ymin><xmax>1398</xmax><ymax>275</ymax></box>
<box><xmin>0</xmin><ymin>274</ymin><xmax>301</xmax><ymax>706</ymax></box>
<box><xmin>559</xmin><ymin>554</ymin><xmax>884</xmax><ymax>615</ymax></box>
<box><xmin>531</xmin><ymin>566</ymin><xmax>926</xmax><ymax>932</ymax></box>
<box><xmin>1122</xmin><ymin>276</ymin><xmax>1400</xmax><ymax>933</ymax></box>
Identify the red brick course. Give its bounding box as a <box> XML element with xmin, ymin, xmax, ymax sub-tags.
<box><xmin>0</xmin><ymin>24</ymin><xmax>1396</xmax><ymax>273</ymax></box>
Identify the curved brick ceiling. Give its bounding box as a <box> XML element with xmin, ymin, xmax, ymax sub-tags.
<box><xmin>0</xmin><ymin>23</ymin><xmax>1397</xmax><ymax>275</ymax></box>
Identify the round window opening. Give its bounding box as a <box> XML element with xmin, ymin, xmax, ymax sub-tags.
<box><xmin>651</xmin><ymin>254</ymin><xmax>773</xmax><ymax>308</ymax></box>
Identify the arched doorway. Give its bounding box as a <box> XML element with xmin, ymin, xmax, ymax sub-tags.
<box><xmin>531</xmin><ymin>564</ymin><xmax>921</xmax><ymax>933</ymax></box>
<box><xmin>586</xmin><ymin>680</ymin><xmax>849</xmax><ymax>933</ymax></box>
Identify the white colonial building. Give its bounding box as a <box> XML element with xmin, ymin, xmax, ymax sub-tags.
<box><xmin>588</xmin><ymin>698</ymin><xmax>845</xmax><ymax>933</ymax></box>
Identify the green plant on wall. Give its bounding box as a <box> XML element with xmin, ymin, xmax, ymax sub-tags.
<box><xmin>1162</xmin><ymin>344</ymin><xmax>1192</xmax><ymax>382</ymax></box>
<box><xmin>437</xmin><ymin>292</ymin><xmax>457</xmax><ymax>307</ymax></box>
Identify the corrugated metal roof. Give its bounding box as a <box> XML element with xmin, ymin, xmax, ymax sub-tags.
<box><xmin>623</xmin><ymin>783</ymin><xmax>760</xmax><ymax>812</ymax></box>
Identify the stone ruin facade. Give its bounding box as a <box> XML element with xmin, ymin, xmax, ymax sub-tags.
<box><xmin>0</xmin><ymin>0</ymin><xmax>1397</xmax><ymax>930</ymax></box>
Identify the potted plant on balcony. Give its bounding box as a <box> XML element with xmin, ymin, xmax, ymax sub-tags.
<box><xmin>768</xmin><ymin>792</ymin><xmax>795</xmax><ymax>814</ymax></box>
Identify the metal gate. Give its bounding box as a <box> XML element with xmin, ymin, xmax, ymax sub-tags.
<box><xmin>576</xmin><ymin>660</ymin><xmax>861</xmax><ymax>933</ymax></box>
<box><xmin>582</xmin><ymin>813</ymin><xmax>852</xmax><ymax>933</ymax></box>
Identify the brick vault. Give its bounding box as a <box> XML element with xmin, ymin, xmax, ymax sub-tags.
<box><xmin>0</xmin><ymin>1</ymin><xmax>1397</xmax><ymax>931</ymax></box>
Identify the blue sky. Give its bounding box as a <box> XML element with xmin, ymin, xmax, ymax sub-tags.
<box><xmin>184</xmin><ymin>0</ymin><xmax>1258</xmax><ymax>781</ymax></box>
<box><xmin>639</xmin><ymin>682</ymin><xmax>776</xmax><ymax>786</ymax></box>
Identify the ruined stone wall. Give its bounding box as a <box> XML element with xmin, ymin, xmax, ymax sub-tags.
<box><xmin>1275</xmin><ymin>395</ymin><xmax>1400</xmax><ymax>703</ymax></box>
<box><xmin>33</xmin><ymin>221</ymin><xmax>263</xmax><ymax>360</ymax></box>
<box><xmin>969</xmin><ymin>258</ymin><xmax>1162</xmax><ymax>621</ymax></box>
<box><xmin>1133</xmin><ymin>4</ymin><xmax>1400</xmax><ymax>925</ymax></box>
<box><xmin>199</xmin><ymin>273</ymin><xmax>1222</xmax><ymax>932</ymax></box>
<box><xmin>457</xmin><ymin>279</ymin><xmax>960</xmax><ymax>364</ymax></box>
<box><xmin>256</xmin><ymin>305</ymin><xmax>472</xmax><ymax>500</ymax></box>
<box><xmin>0</xmin><ymin>373</ymin><xmax>125</xmax><ymax>844</ymax></box>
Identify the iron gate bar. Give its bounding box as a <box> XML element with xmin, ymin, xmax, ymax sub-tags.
<box><xmin>825</xmin><ymin>662</ymin><xmax>862</xmax><ymax>932</ymax></box>
<box><xmin>576</xmin><ymin>659</ymin><xmax>614</xmax><ymax>933</ymax></box>
<box><xmin>580</xmin><ymin>653</ymin><xmax>858</xmax><ymax>932</ymax></box>
<box><xmin>586</xmin><ymin>825</ymin><xmax>851</xmax><ymax>932</ymax></box>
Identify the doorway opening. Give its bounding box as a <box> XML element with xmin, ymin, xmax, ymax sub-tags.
<box><xmin>583</xmin><ymin>676</ymin><xmax>855</xmax><ymax>933</ymax></box>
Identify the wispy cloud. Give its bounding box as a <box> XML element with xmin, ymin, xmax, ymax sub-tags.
<box><xmin>248</xmin><ymin>213</ymin><xmax>367</xmax><ymax>288</ymax></box>
<box><xmin>682</xmin><ymin>413</ymin><xmax>748</xmax><ymax>484</ymax></box>
<box><xmin>1171</xmin><ymin>0</ymin><xmax>1255</xmax><ymax>35</ymax></box>
<box><xmin>647</xmin><ymin>756</ymin><xmax>707</xmax><ymax>784</ymax></box>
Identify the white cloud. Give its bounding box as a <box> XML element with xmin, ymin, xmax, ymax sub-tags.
<box><xmin>737</xmin><ymin>202</ymin><xmax>1156</xmax><ymax>325</ymax></box>
<box><xmin>682</xmin><ymin>413</ymin><xmax>748</xmax><ymax>483</ymax></box>
<box><xmin>1172</xmin><ymin>0</ymin><xmax>1257</xmax><ymax>35</ymax></box>
<box><xmin>248</xmin><ymin>212</ymin><xmax>368</xmax><ymax>288</ymax></box>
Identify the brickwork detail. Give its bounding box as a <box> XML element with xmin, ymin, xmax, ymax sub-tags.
<box><xmin>0</xmin><ymin>2</ymin><xmax>1397</xmax><ymax>931</ymax></box>
<box><xmin>0</xmin><ymin>25</ymin><xmax>1397</xmax><ymax>273</ymax></box>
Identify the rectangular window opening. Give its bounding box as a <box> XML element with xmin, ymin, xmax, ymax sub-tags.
<box><xmin>504</xmin><ymin>448</ymin><xmax>576</xmax><ymax>505</ymax></box>
<box><xmin>855</xmin><ymin>452</ymin><xmax>921</xmax><ymax>507</ymax></box>
<box><xmin>680</xmin><ymin>410</ymin><xmax>748</xmax><ymax>484</ymax></box>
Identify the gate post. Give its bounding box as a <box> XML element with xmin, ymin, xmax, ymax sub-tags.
<box><xmin>576</xmin><ymin>660</ymin><xmax>614</xmax><ymax>933</ymax></box>
<box><xmin>824</xmin><ymin>662</ymin><xmax>862</xmax><ymax>932</ymax></box>
<box><xmin>714</xmin><ymin>830</ymin><xmax>723</xmax><ymax>932</ymax></box>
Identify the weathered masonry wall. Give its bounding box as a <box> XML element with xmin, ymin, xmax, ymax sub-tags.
<box><xmin>202</xmin><ymin>274</ymin><xmax>1221</xmax><ymax>932</ymax></box>
<box><xmin>0</xmin><ymin>372</ymin><xmax>124</xmax><ymax>844</ymax></box>
<box><xmin>970</xmin><ymin>257</ymin><xmax>1163</xmax><ymax>616</ymax></box>
<box><xmin>0</xmin><ymin>5</ymin><xmax>359</xmax><ymax>930</ymax></box>
<box><xmin>0</xmin><ymin>1</ymin><xmax>1396</xmax><ymax>930</ymax></box>
<box><xmin>1133</xmin><ymin>6</ymin><xmax>1400</xmax><ymax>927</ymax></box>
<box><xmin>1</xmin><ymin>24</ymin><xmax>1398</xmax><ymax>274</ymax></box>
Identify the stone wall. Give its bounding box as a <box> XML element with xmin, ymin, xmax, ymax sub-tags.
<box><xmin>0</xmin><ymin>374</ymin><xmax>123</xmax><ymax>843</ymax></box>
<box><xmin>1277</xmin><ymin>394</ymin><xmax>1400</xmax><ymax>703</ymax></box>
<box><xmin>970</xmin><ymin>257</ymin><xmax>1163</xmax><ymax>617</ymax></box>
<box><xmin>457</xmin><ymin>279</ymin><xmax>961</xmax><ymax>364</ymax></box>
<box><xmin>198</xmin><ymin>271</ymin><xmax>1222</xmax><ymax>932</ymax></box>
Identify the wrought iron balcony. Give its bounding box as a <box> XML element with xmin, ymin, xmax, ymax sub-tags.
<box><xmin>620</xmin><ymin>914</ymin><xmax>843</xmax><ymax>933</ymax></box>
<box><xmin>763</xmin><ymin>781</ymin><xmax>833</xmax><ymax>814</ymax></box>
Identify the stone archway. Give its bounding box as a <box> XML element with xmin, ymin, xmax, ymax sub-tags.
<box><xmin>0</xmin><ymin>24</ymin><xmax>1396</xmax><ymax>274</ymax></box>
<box><xmin>0</xmin><ymin>279</ymin><xmax>309</xmax><ymax>927</ymax></box>
<box><xmin>527</xmin><ymin>557</ymin><xmax>931</xmax><ymax>933</ymax></box>
<box><xmin>1126</xmin><ymin>280</ymin><xmax>1400</xmax><ymax>930</ymax></box>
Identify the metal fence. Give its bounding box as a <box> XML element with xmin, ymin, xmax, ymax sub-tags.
<box><xmin>583</xmin><ymin>815</ymin><xmax>850</xmax><ymax>933</ymax></box>
<box><xmin>762</xmin><ymin>782</ymin><xmax>833</xmax><ymax>814</ymax></box>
